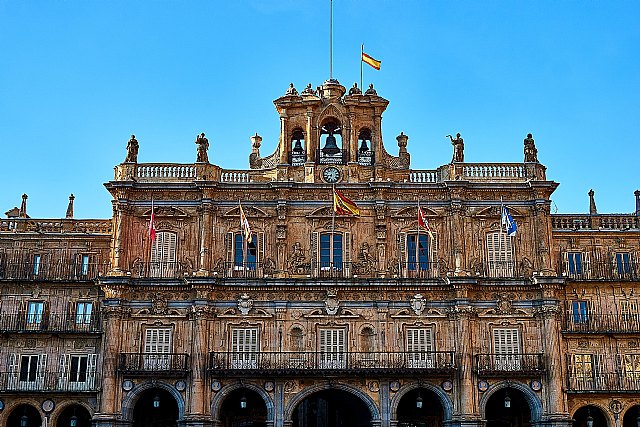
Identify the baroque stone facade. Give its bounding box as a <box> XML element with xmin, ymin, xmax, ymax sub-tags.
<box><xmin>1</xmin><ymin>79</ymin><xmax>639</xmax><ymax>427</ymax></box>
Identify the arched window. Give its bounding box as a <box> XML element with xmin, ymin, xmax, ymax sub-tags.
<box><xmin>319</xmin><ymin>119</ymin><xmax>344</xmax><ymax>164</ymax></box>
<box><xmin>290</xmin><ymin>129</ymin><xmax>306</xmax><ymax>166</ymax></box>
<box><xmin>357</xmin><ymin>128</ymin><xmax>374</xmax><ymax>166</ymax></box>
<box><xmin>291</xmin><ymin>327</ymin><xmax>304</xmax><ymax>352</ymax></box>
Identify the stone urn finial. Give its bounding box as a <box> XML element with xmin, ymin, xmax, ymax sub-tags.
<box><xmin>66</xmin><ymin>194</ymin><xmax>75</xmax><ymax>219</ymax></box>
<box><xmin>589</xmin><ymin>189</ymin><xmax>597</xmax><ymax>215</ymax></box>
<box><xmin>251</xmin><ymin>133</ymin><xmax>262</xmax><ymax>153</ymax></box>
<box><xmin>396</xmin><ymin>132</ymin><xmax>408</xmax><ymax>153</ymax></box>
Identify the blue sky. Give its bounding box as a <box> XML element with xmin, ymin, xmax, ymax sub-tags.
<box><xmin>1</xmin><ymin>1</ymin><xmax>638</xmax><ymax>219</ymax></box>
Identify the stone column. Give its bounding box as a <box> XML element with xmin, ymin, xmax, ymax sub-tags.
<box><xmin>197</xmin><ymin>203</ymin><xmax>213</xmax><ymax>275</ymax></box>
<box><xmin>279</xmin><ymin>116</ymin><xmax>289</xmax><ymax>164</ymax></box>
<box><xmin>306</xmin><ymin>111</ymin><xmax>314</xmax><ymax>163</ymax></box>
<box><xmin>183</xmin><ymin>304</ymin><xmax>213</xmax><ymax>426</ymax></box>
<box><xmin>110</xmin><ymin>203</ymin><xmax>123</xmax><ymax>274</ymax></box>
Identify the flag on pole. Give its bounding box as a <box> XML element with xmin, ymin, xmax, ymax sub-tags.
<box><xmin>418</xmin><ymin>204</ymin><xmax>435</xmax><ymax>241</ymax></box>
<box><xmin>149</xmin><ymin>199</ymin><xmax>157</xmax><ymax>243</ymax></box>
<box><xmin>333</xmin><ymin>188</ymin><xmax>360</xmax><ymax>216</ymax></box>
<box><xmin>361</xmin><ymin>52</ymin><xmax>381</xmax><ymax>70</ymax></box>
<box><xmin>501</xmin><ymin>205</ymin><xmax>517</xmax><ymax>237</ymax></box>
<box><xmin>239</xmin><ymin>203</ymin><xmax>256</xmax><ymax>254</ymax></box>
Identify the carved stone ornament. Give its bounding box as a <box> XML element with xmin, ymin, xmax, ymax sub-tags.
<box><xmin>447</xmin><ymin>305</ymin><xmax>477</xmax><ymax>320</ymax></box>
<box><xmin>532</xmin><ymin>304</ymin><xmax>561</xmax><ymax>318</ymax></box>
<box><xmin>238</xmin><ymin>293</ymin><xmax>253</xmax><ymax>315</ymax></box>
<box><xmin>495</xmin><ymin>293</ymin><xmax>515</xmax><ymax>314</ymax></box>
<box><xmin>609</xmin><ymin>399</ymin><xmax>623</xmax><ymax>415</ymax></box>
<box><xmin>325</xmin><ymin>289</ymin><xmax>340</xmax><ymax>315</ymax></box>
<box><xmin>151</xmin><ymin>293</ymin><xmax>168</xmax><ymax>315</ymax></box>
<box><xmin>410</xmin><ymin>294</ymin><xmax>426</xmax><ymax>316</ymax></box>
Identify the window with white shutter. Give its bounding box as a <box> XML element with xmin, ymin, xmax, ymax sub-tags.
<box><xmin>493</xmin><ymin>328</ymin><xmax>521</xmax><ymax>370</ymax></box>
<box><xmin>144</xmin><ymin>328</ymin><xmax>172</xmax><ymax>370</ymax></box>
<box><xmin>319</xmin><ymin>328</ymin><xmax>346</xmax><ymax>369</ymax></box>
<box><xmin>150</xmin><ymin>231</ymin><xmax>177</xmax><ymax>277</ymax></box>
<box><xmin>406</xmin><ymin>328</ymin><xmax>434</xmax><ymax>368</ymax></box>
<box><xmin>231</xmin><ymin>327</ymin><xmax>259</xmax><ymax>369</ymax></box>
<box><xmin>17</xmin><ymin>354</ymin><xmax>47</xmax><ymax>391</ymax></box>
<box><xmin>486</xmin><ymin>232</ymin><xmax>514</xmax><ymax>277</ymax></box>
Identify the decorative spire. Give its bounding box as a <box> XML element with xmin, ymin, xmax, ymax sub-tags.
<box><xmin>66</xmin><ymin>194</ymin><xmax>75</xmax><ymax>219</ymax></box>
<box><xmin>19</xmin><ymin>194</ymin><xmax>28</xmax><ymax>218</ymax></box>
<box><xmin>634</xmin><ymin>190</ymin><xmax>640</xmax><ymax>216</ymax></box>
<box><xmin>589</xmin><ymin>189</ymin><xmax>597</xmax><ymax>215</ymax></box>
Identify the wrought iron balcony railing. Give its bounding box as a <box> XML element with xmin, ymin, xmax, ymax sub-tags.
<box><xmin>288</xmin><ymin>151</ymin><xmax>307</xmax><ymax>167</ymax></box>
<box><xmin>559</xmin><ymin>260</ymin><xmax>639</xmax><ymax>281</ymax></box>
<box><xmin>475</xmin><ymin>353</ymin><xmax>545</xmax><ymax>376</ymax></box>
<box><xmin>357</xmin><ymin>150</ymin><xmax>375</xmax><ymax>166</ymax></box>
<box><xmin>311</xmin><ymin>262</ymin><xmax>353</xmax><ymax>279</ymax></box>
<box><xmin>0</xmin><ymin>261</ymin><xmax>109</xmax><ymax>281</ymax></box>
<box><xmin>129</xmin><ymin>261</ymin><xmax>189</xmax><ymax>279</ymax></box>
<box><xmin>467</xmin><ymin>261</ymin><xmax>525</xmax><ymax>279</ymax></box>
<box><xmin>214</xmin><ymin>262</ymin><xmax>268</xmax><ymax>278</ymax></box>
<box><xmin>567</xmin><ymin>372</ymin><xmax>640</xmax><ymax>392</ymax></box>
<box><xmin>0</xmin><ymin>313</ymin><xmax>101</xmax><ymax>333</ymax></box>
<box><xmin>208</xmin><ymin>351</ymin><xmax>456</xmax><ymax>376</ymax></box>
<box><xmin>562</xmin><ymin>313</ymin><xmax>640</xmax><ymax>334</ymax></box>
<box><xmin>118</xmin><ymin>353</ymin><xmax>190</xmax><ymax>376</ymax></box>
<box><xmin>396</xmin><ymin>262</ymin><xmax>440</xmax><ymax>279</ymax></box>
<box><xmin>316</xmin><ymin>149</ymin><xmax>347</xmax><ymax>165</ymax></box>
<box><xmin>0</xmin><ymin>370</ymin><xmax>100</xmax><ymax>392</ymax></box>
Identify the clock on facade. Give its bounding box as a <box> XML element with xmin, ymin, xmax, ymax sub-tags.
<box><xmin>322</xmin><ymin>166</ymin><xmax>341</xmax><ymax>183</ymax></box>
<box><xmin>41</xmin><ymin>399</ymin><xmax>55</xmax><ymax>413</ymax></box>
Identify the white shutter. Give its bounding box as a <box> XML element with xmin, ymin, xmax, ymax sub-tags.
<box><xmin>319</xmin><ymin>329</ymin><xmax>346</xmax><ymax>369</ymax></box>
<box><xmin>407</xmin><ymin>328</ymin><xmax>434</xmax><ymax>368</ymax></box>
<box><xmin>144</xmin><ymin>328</ymin><xmax>172</xmax><ymax>370</ymax></box>
<box><xmin>493</xmin><ymin>328</ymin><xmax>520</xmax><ymax>370</ymax></box>
<box><xmin>8</xmin><ymin>353</ymin><xmax>18</xmax><ymax>389</ymax></box>
<box><xmin>231</xmin><ymin>327</ymin><xmax>259</xmax><ymax>369</ymax></box>
<box><xmin>58</xmin><ymin>354</ymin><xmax>70</xmax><ymax>390</ymax></box>
<box><xmin>86</xmin><ymin>354</ymin><xmax>97</xmax><ymax>389</ymax></box>
<box><xmin>487</xmin><ymin>232</ymin><xmax>514</xmax><ymax>277</ymax></box>
<box><xmin>37</xmin><ymin>354</ymin><xmax>47</xmax><ymax>389</ymax></box>
<box><xmin>344</xmin><ymin>232</ymin><xmax>351</xmax><ymax>277</ymax></box>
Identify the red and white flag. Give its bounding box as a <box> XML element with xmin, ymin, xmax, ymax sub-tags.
<box><xmin>418</xmin><ymin>204</ymin><xmax>435</xmax><ymax>241</ymax></box>
<box><xmin>149</xmin><ymin>199</ymin><xmax>157</xmax><ymax>243</ymax></box>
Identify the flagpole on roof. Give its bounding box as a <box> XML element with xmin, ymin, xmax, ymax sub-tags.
<box><xmin>329</xmin><ymin>0</ymin><xmax>333</xmax><ymax>80</ymax></box>
<box><xmin>331</xmin><ymin>184</ymin><xmax>336</xmax><ymax>269</ymax></box>
<box><xmin>360</xmin><ymin>44</ymin><xmax>364</xmax><ymax>94</ymax></box>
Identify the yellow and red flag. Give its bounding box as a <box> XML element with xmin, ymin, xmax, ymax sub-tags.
<box><xmin>418</xmin><ymin>204</ymin><xmax>435</xmax><ymax>241</ymax></box>
<box><xmin>148</xmin><ymin>199</ymin><xmax>157</xmax><ymax>243</ymax></box>
<box><xmin>362</xmin><ymin>52</ymin><xmax>381</xmax><ymax>70</ymax></box>
<box><xmin>333</xmin><ymin>188</ymin><xmax>360</xmax><ymax>216</ymax></box>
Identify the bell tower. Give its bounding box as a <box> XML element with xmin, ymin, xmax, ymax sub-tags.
<box><xmin>249</xmin><ymin>79</ymin><xmax>411</xmax><ymax>184</ymax></box>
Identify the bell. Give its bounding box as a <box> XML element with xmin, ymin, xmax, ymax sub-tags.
<box><xmin>359</xmin><ymin>138</ymin><xmax>369</xmax><ymax>153</ymax></box>
<box><xmin>292</xmin><ymin>138</ymin><xmax>303</xmax><ymax>153</ymax></box>
<box><xmin>322</xmin><ymin>133</ymin><xmax>340</xmax><ymax>155</ymax></box>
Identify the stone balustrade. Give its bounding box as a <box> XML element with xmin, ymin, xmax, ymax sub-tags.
<box><xmin>462</xmin><ymin>163</ymin><xmax>526</xmax><ymax>180</ymax></box>
<box><xmin>0</xmin><ymin>219</ymin><xmax>112</xmax><ymax>234</ymax></box>
<box><xmin>221</xmin><ymin>170</ymin><xmax>252</xmax><ymax>183</ymax></box>
<box><xmin>552</xmin><ymin>214</ymin><xmax>638</xmax><ymax>230</ymax></box>
<box><xmin>136</xmin><ymin>164</ymin><xmax>197</xmax><ymax>179</ymax></box>
<box><xmin>408</xmin><ymin>170</ymin><xmax>439</xmax><ymax>183</ymax></box>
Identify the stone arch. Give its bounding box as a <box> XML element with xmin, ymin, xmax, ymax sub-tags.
<box><xmin>121</xmin><ymin>380</ymin><xmax>185</xmax><ymax>421</ymax></box>
<box><xmin>48</xmin><ymin>400</ymin><xmax>94</xmax><ymax>427</ymax></box>
<box><xmin>479</xmin><ymin>381</ymin><xmax>543</xmax><ymax>422</ymax></box>
<box><xmin>389</xmin><ymin>381</ymin><xmax>454</xmax><ymax>421</ymax></box>
<box><xmin>284</xmin><ymin>382</ymin><xmax>380</xmax><ymax>422</ymax></box>
<box><xmin>571</xmin><ymin>403</ymin><xmax>613</xmax><ymax>427</ymax></box>
<box><xmin>211</xmin><ymin>381</ymin><xmax>275</xmax><ymax>424</ymax></box>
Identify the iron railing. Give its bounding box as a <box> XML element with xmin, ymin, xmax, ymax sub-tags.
<box><xmin>288</xmin><ymin>151</ymin><xmax>307</xmax><ymax>167</ymax></box>
<box><xmin>316</xmin><ymin>149</ymin><xmax>347</xmax><ymax>165</ymax></box>
<box><xmin>396</xmin><ymin>262</ymin><xmax>440</xmax><ymax>279</ymax></box>
<box><xmin>560</xmin><ymin>260</ymin><xmax>639</xmax><ymax>281</ymax></box>
<box><xmin>118</xmin><ymin>353</ymin><xmax>190</xmax><ymax>376</ymax></box>
<box><xmin>567</xmin><ymin>372</ymin><xmax>640</xmax><ymax>392</ymax></box>
<box><xmin>562</xmin><ymin>313</ymin><xmax>640</xmax><ymax>334</ymax></box>
<box><xmin>475</xmin><ymin>353</ymin><xmax>545</xmax><ymax>376</ymax></box>
<box><xmin>0</xmin><ymin>261</ymin><xmax>109</xmax><ymax>281</ymax></box>
<box><xmin>129</xmin><ymin>262</ymin><xmax>189</xmax><ymax>279</ymax></box>
<box><xmin>356</xmin><ymin>150</ymin><xmax>375</xmax><ymax>166</ymax></box>
<box><xmin>0</xmin><ymin>313</ymin><xmax>101</xmax><ymax>333</ymax></box>
<box><xmin>311</xmin><ymin>262</ymin><xmax>353</xmax><ymax>279</ymax></box>
<box><xmin>216</xmin><ymin>262</ymin><xmax>267</xmax><ymax>278</ymax></box>
<box><xmin>208</xmin><ymin>351</ymin><xmax>456</xmax><ymax>375</ymax></box>
<box><xmin>0</xmin><ymin>371</ymin><xmax>100</xmax><ymax>392</ymax></box>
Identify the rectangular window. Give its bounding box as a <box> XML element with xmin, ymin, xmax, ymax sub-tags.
<box><xmin>76</xmin><ymin>302</ymin><xmax>93</xmax><ymax>325</ymax></box>
<box><xmin>319</xmin><ymin>328</ymin><xmax>346</xmax><ymax>369</ymax></box>
<box><xmin>572</xmin><ymin>354</ymin><xmax>594</xmax><ymax>379</ymax></box>
<box><xmin>80</xmin><ymin>255</ymin><xmax>90</xmax><ymax>276</ymax></box>
<box><xmin>568</xmin><ymin>252</ymin><xmax>583</xmax><ymax>275</ymax></box>
<box><xmin>486</xmin><ymin>232</ymin><xmax>514</xmax><ymax>277</ymax></box>
<box><xmin>144</xmin><ymin>328</ymin><xmax>172</xmax><ymax>370</ymax></box>
<box><xmin>19</xmin><ymin>355</ymin><xmax>39</xmax><ymax>382</ymax></box>
<box><xmin>26</xmin><ymin>301</ymin><xmax>44</xmax><ymax>327</ymax></box>
<box><xmin>407</xmin><ymin>234</ymin><xmax>429</xmax><ymax>271</ymax></box>
<box><xmin>406</xmin><ymin>328</ymin><xmax>434</xmax><ymax>368</ymax></box>
<box><xmin>150</xmin><ymin>232</ymin><xmax>177</xmax><ymax>277</ymax></box>
<box><xmin>320</xmin><ymin>233</ymin><xmax>343</xmax><ymax>269</ymax></box>
<box><xmin>33</xmin><ymin>254</ymin><xmax>41</xmax><ymax>276</ymax></box>
<box><xmin>493</xmin><ymin>328</ymin><xmax>521</xmax><ymax>370</ymax></box>
<box><xmin>69</xmin><ymin>355</ymin><xmax>88</xmax><ymax>382</ymax></box>
<box><xmin>616</xmin><ymin>253</ymin><xmax>632</xmax><ymax>277</ymax></box>
<box><xmin>231</xmin><ymin>327</ymin><xmax>259</xmax><ymax>369</ymax></box>
<box><xmin>572</xmin><ymin>301</ymin><xmax>589</xmax><ymax>324</ymax></box>
<box><xmin>234</xmin><ymin>233</ymin><xmax>257</xmax><ymax>269</ymax></box>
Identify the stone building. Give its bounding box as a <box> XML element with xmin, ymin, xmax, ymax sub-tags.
<box><xmin>1</xmin><ymin>79</ymin><xmax>639</xmax><ymax>427</ymax></box>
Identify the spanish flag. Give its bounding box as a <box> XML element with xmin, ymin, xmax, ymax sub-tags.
<box><xmin>333</xmin><ymin>188</ymin><xmax>360</xmax><ymax>216</ymax></box>
<box><xmin>362</xmin><ymin>52</ymin><xmax>381</xmax><ymax>70</ymax></box>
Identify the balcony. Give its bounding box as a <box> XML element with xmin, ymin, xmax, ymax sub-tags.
<box><xmin>559</xmin><ymin>260</ymin><xmax>639</xmax><ymax>281</ymax></box>
<box><xmin>562</xmin><ymin>314</ymin><xmax>640</xmax><ymax>334</ymax></box>
<box><xmin>0</xmin><ymin>371</ymin><xmax>99</xmax><ymax>392</ymax></box>
<box><xmin>567</xmin><ymin>372</ymin><xmax>640</xmax><ymax>393</ymax></box>
<box><xmin>118</xmin><ymin>353</ymin><xmax>190</xmax><ymax>377</ymax></box>
<box><xmin>208</xmin><ymin>351</ymin><xmax>456</xmax><ymax>376</ymax></box>
<box><xmin>130</xmin><ymin>261</ymin><xmax>190</xmax><ymax>279</ymax></box>
<box><xmin>552</xmin><ymin>214</ymin><xmax>638</xmax><ymax>231</ymax></box>
<box><xmin>0</xmin><ymin>261</ymin><xmax>110</xmax><ymax>281</ymax></box>
<box><xmin>356</xmin><ymin>150</ymin><xmax>375</xmax><ymax>166</ymax></box>
<box><xmin>475</xmin><ymin>353</ymin><xmax>546</xmax><ymax>376</ymax></box>
<box><xmin>215</xmin><ymin>262</ymin><xmax>270</xmax><ymax>279</ymax></box>
<box><xmin>316</xmin><ymin>148</ymin><xmax>347</xmax><ymax>165</ymax></box>
<box><xmin>473</xmin><ymin>261</ymin><xmax>525</xmax><ymax>279</ymax></box>
<box><xmin>0</xmin><ymin>313</ymin><xmax>101</xmax><ymax>334</ymax></box>
<box><xmin>396</xmin><ymin>262</ymin><xmax>440</xmax><ymax>279</ymax></box>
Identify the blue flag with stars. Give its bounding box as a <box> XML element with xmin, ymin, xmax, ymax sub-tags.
<box><xmin>501</xmin><ymin>205</ymin><xmax>517</xmax><ymax>237</ymax></box>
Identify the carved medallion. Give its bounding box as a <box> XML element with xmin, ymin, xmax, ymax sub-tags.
<box><xmin>238</xmin><ymin>293</ymin><xmax>253</xmax><ymax>315</ymax></box>
<box><xmin>410</xmin><ymin>294</ymin><xmax>426</xmax><ymax>316</ymax></box>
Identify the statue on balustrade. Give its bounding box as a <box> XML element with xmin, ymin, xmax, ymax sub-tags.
<box><xmin>447</xmin><ymin>133</ymin><xmax>464</xmax><ymax>163</ymax></box>
<box><xmin>195</xmin><ymin>132</ymin><xmax>209</xmax><ymax>163</ymax></box>
<box><xmin>523</xmin><ymin>133</ymin><xmax>538</xmax><ymax>162</ymax></box>
<box><xmin>124</xmin><ymin>135</ymin><xmax>139</xmax><ymax>163</ymax></box>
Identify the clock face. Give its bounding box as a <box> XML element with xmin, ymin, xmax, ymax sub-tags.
<box><xmin>322</xmin><ymin>167</ymin><xmax>341</xmax><ymax>183</ymax></box>
<box><xmin>42</xmin><ymin>399</ymin><xmax>55</xmax><ymax>413</ymax></box>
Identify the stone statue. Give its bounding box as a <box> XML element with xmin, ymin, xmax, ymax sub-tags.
<box><xmin>523</xmin><ymin>133</ymin><xmax>538</xmax><ymax>162</ymax></box>
<box><xmin>354</xmin><ymin>242</ymin><xmax>376</xmax><ymax>275</ymax></box>
<box><xmin>446</xmin><ymin>133</ymin><xmax>464</xmax><ymax>163</ymax></box>
<box><xmin>348</xmin><ymin>82</ymin><xmax>362</xmax><ymax>96</ymax></box>
<box><xmin>124</xmin><ymin>135</ymin><xmax>139</xmax><ymax>163</ymax></box>
<box><xmin>195</xmin><ymin>133</ymin><xmax>209</xmax><ymax>163</ymax></box>
<box><xmin>287</xmin><ymin>242</ymin><xmax>308</xmax><ymax>274</ymax></box>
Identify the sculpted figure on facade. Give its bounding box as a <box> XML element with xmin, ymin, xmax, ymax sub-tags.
<box><xmin>287</xmin><ymin>242</ymin><xmax>309</xmax><ymax>274</ymax></box>
<box><xmin>195</xmin><ymin>132</ymin><xmax>210</xmax><ymax>163</ymax></box>
<box><xmin>124</xmin><ymin>134</ymin><xmax>139</xmax><ymax>163</ymax></box>
<box><xmin>524</xmin><ymin>133</ymin><xmax>538</xmax><ymax>162</ymax></box>
<box><xmin>354</xmin><ymin>242</ymin><xmax>376</xmax><ymax>275</ymax></box>
<box><xmin>447</xmin><ymin>133</ymin><xmax>464</xmax><ymax>163</ymax></box>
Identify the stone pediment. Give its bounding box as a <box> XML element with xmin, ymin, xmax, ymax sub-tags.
<box><xmin>143</xmin><ymin>206</ymin><xmax>188</xmax><ymax>218</ymax></box>
<box><xmin>307</xmin><ymin>206</ymin><xmax>336</xmax><ymax>218</ymax></box>
<box><xmin>393</xmin><ymin>206</ymin><xmax>438</xmax><ymax>219</ymax></box>
<box><xmin>475</xmin><ymin>205</ymin><xmax>524</xmax><ymax>217</ymax></box>
<box><xmin>223</xmin><ymin>206</ymin><xmax>270</xmax><ymax>218</ymax></box>
<box><xmin>318</xmin><ymin>103</ymin><xmax>345</xmax><ymax>124</ymax></box>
